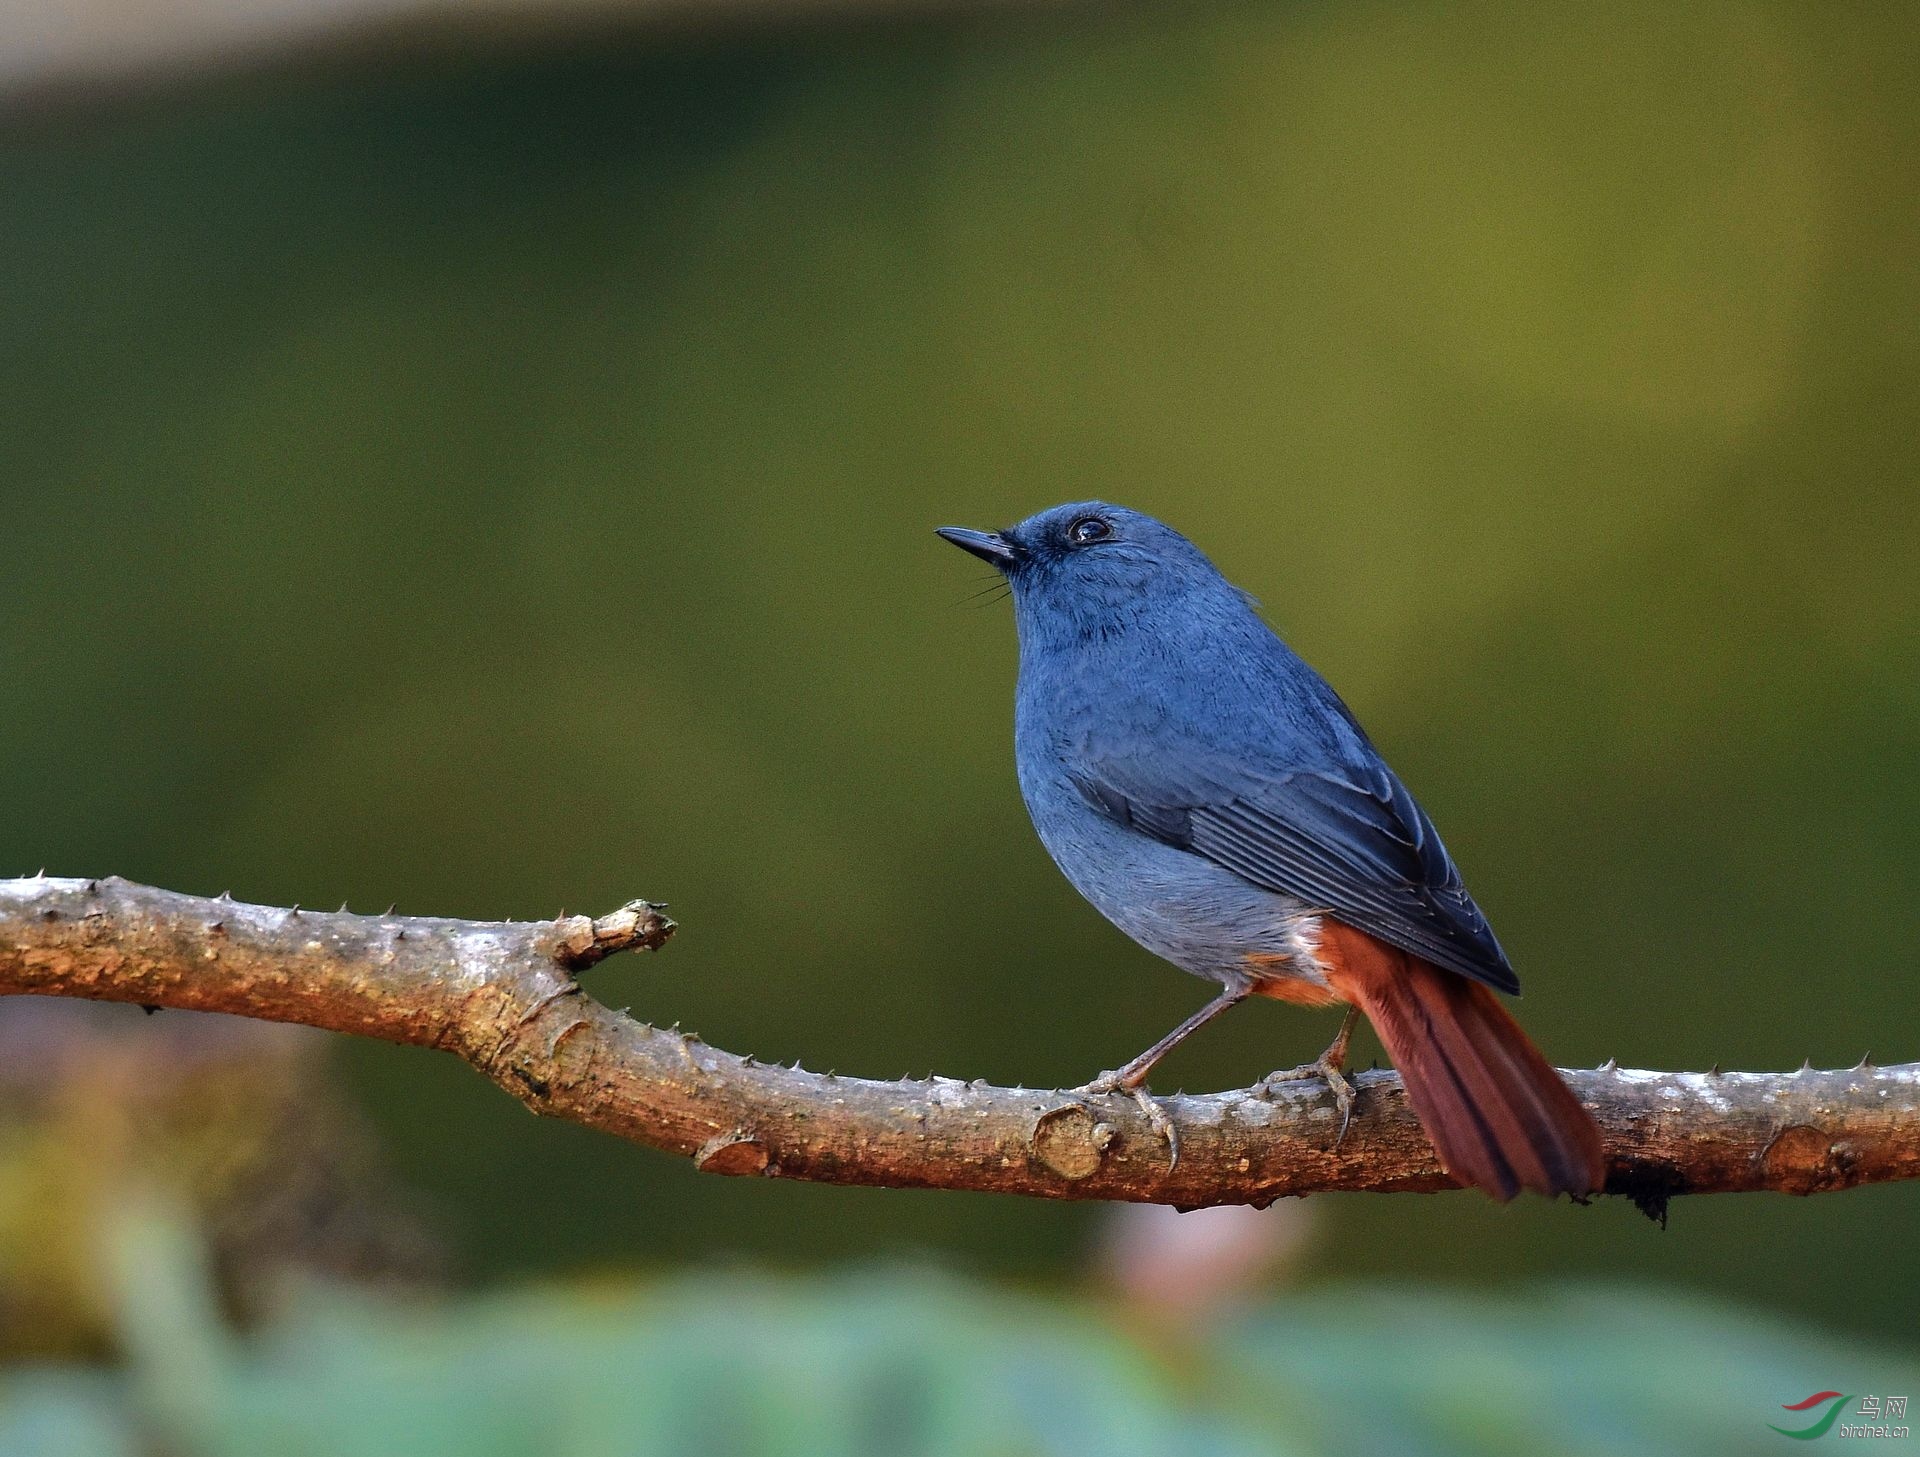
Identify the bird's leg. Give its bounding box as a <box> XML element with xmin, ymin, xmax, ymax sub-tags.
<box><xmin>1081</xmin><ymin>984</ymin><xmax>1250</xmax><ymax>1091</ymax></box>
<box><xmin>1256</xmin><ymin>1006</ymin><xmax>1361</xmax><ymax>1145</ymax></box>
<box><xmin>1076</xmin><ymin>984</ymin><xmax>1249</xmax><ymax>1169</ymax></box>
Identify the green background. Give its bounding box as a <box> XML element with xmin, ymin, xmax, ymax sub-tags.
<box><xmin>3</xmin><ymin>0</ymin><xmax>1915</xmax><ymax>1361</ymax></box>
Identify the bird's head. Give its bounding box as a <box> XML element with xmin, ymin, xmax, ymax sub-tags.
<box><xmin>936</xmin><ymin>502</ymin><xmax>1246</xmax><ymax>644</ymax></box>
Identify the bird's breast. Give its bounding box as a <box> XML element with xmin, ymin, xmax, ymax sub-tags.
<box><xmin>1012</xmin><ymin>742</ymin><xmax>1324</xmax><ymax>990</ymax></box>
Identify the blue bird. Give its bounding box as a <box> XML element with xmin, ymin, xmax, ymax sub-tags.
<box><xmin>937</xmin><ymin>502</ymin><xmax>1603</xmax><ymax>1200</ymax></box>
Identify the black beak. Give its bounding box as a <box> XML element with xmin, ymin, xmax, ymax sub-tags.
<box><xmin>935</xmin><ymin>526</ymin><xmax>1018</xmax><ymax>567</ymax></box>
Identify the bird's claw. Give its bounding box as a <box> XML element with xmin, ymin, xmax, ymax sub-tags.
<box><xmin>1257</xmin><ymin>1057</ymin><xmax>1359</xmax><ymax>1146</ymax></box>
<box><xmin>1073</xmin><ymin>1074</ymin><xmax>1180</xmax><ymax>1170</ymax></box>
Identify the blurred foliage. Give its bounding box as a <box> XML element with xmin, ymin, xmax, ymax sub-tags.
<box><xmin>1</xmin><ymin>0</ymin><xmax>1917</xmax><ymax>1355</ymax></box>
<box><xmin>0</xmin><ymin>1004</ymin><xmax>440</xmax><ymax>1359</ymax></box>
<box><xmin>3</xmin><ymin>1204</ymin><xmax>1916</xmax><ymax>1457</ymax></box>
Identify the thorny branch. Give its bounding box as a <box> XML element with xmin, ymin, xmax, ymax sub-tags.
<box><xmin>2</xmin><ymin>876</ymin><xmax>1914</xmax><ymax>1212</ymax></box>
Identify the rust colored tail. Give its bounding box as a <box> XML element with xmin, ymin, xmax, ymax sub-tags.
<box><xmin>1318</xmin><ymin>921</ymin><xmax>1604</xmax><ymax>1201</ymax></box>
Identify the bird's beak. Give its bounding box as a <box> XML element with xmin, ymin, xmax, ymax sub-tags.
<box><xmin>935</xmin><ymin>526</ymin><xmax>1018</xmax><ymax>567</ymax></box>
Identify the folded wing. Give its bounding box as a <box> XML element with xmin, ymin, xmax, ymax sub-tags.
<box><xmin>1069</xmin><ymin>745</ymin><xmax>1519</xmax><ymax>996</ymax></box>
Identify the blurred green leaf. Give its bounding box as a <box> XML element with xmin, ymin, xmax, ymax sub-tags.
<box><xmin>6</xmin><ymin>1240</ymin><xmax>1915</xmax><ymax>1457</ymax></box>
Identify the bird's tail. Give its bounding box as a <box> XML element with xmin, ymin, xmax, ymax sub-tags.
<box><xmin>1318</xmin><ymin>921</ymin><xmax>1604</xmax><ymax>1201</ymax></box>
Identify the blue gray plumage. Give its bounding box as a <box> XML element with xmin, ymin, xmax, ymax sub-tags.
<box><xmin>938</xmin><ymin>502</ymin><xmax>1516</xmax><ymax>999</ymax></box>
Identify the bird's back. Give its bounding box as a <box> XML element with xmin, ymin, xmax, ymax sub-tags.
<box><xmin>1012</xmin><ymin>577</ymin><xmax>1518</xmax><ymax>995</ymax></box>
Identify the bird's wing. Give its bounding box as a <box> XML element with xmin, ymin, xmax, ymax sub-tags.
<box><xmin>1069</xmin><ymin>747</ymin><xmax>1519</xmax><ymax>994</ymax></box>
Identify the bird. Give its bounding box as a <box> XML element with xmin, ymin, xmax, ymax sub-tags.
<box><xmin>936</xmin><ymin>502</ymin><xmax>1604</xmax><ymax>1200</ymax></box>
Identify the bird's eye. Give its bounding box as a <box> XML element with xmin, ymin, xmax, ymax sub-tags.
<box><xmin>1067</xmin><ymin>516</ymin><xmax>1112</xmax><ymax>546</ymax></box>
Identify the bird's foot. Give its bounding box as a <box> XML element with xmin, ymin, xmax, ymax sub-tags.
<box><xmin>1075</xmin><ymin>1071</ymin><xmax>1180</xmax><ymax>1170</ymax></box>
<box><xmin>1256</xmin><ymin>1053</ymin><xmax>1358</xmax><ymax>1146</ymax></box>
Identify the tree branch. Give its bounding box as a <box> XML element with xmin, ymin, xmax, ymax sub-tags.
<box><xmin>3</xmin><ymin>876</ymin><xmax>1914</xmax><ymax>1210</ymax></box>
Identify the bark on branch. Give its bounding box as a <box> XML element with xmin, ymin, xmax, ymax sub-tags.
<box><xmin>2</xmin><ymin>875</ymin><xmax>1914</xmax><ymax>1211</ymax></box>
